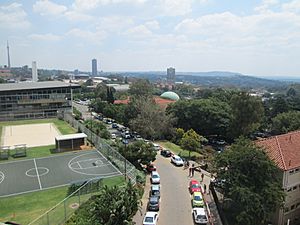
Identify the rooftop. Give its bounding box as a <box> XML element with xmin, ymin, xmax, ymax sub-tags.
<box><xmin>0</xmin><ymin>81</ymin><xmax>80</xmax><ymax>92</ymax></box>
<box><xmin>256</xmin><ymin>130</ymin><xmax>300</xmax><ymax>171</ymax></box>
<box><xmin>55</xmin><ymin>133</ymin><xmax>87</xmax><ymax>141</ymax></box>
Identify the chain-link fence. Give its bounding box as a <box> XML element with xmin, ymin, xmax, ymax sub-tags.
<box><xmin>28</xmin><ymin>178</ymin><xmax>103</xmax><ymax>225</ymax></box>
<box><xmin>62</xmin><ymin>112</ymin><xmax>137</xmax><ymax>185</ymax></box>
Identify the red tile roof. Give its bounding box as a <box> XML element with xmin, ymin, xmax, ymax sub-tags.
<box><xmin>256</xmin><ymin>130</ymin><xmax>300</xmax><ymax>171</ymax></box>
<box><xmin>114</xmin><ymin>96</ymin><xmax>175</xmax><ymax>108</ymax></box>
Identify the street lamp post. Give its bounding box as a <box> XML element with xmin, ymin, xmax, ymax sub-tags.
<box><xmin>122</xmin><ymin>139</ymin><xmax>128</xmax><ymax>181</ymax></box>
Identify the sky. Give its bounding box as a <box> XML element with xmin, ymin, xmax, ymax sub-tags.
<box><xmin>0</xmin><ymin>0</ymin><xmax>300</xmax><ymax>76</ymax></box>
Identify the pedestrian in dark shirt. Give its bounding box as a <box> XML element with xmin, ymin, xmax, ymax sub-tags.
<box><xmin>203</xmin><ymin>184</ymin><xmax>207</xmax><ymax>193</ymax></box>
<box><xmin>201</xmin><ymin>173</ymin><xmax>204</xmax><ymax>182</ymax></box>
<box><xmin>189</xmin><ymin>166</ymin><xmax>192</xmax><ymax>177</ymax></box>
<box><xmin>191</xmin><ymin>164</ymin><xmax>195</xmax><ymax>177</ymax></box>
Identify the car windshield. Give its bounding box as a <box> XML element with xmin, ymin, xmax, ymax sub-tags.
<box><xmin>192</xmin><ymin>184</ymin><xmax>199</xmax><ymax>188</ymax></box>
<box><xmin>150</xmin><ymin>198</ymin><xmax>158</xmax><ymax>204</ymax></box>
<box><xmin>197</xmin><ymin>215</ymin><xmax>207</xmax><ymax>220</ymax></box>
<box><xmin>176</xmin><ymin>158</ymin><xmax>181</xmax><ymax>161</ymax></box>
<box><xmin>152</xmin><ymin>175</ymin><xmax>159</xmax><ymax>179</ymax></box>
<box><xmin>194</xmin><ymin>195</ymin><xmax>202</xmax><ymax>201</ymax></box>
<box><xmin>145</xmin><ymin>217</ymin><xmax>154</xmax><ymax>222</ymax></box>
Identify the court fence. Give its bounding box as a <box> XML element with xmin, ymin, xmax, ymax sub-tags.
<box><xmin>28</xmin><ymin>177</ymin><xmax>104</xmax><ymax>225</ymax></box>
<box><xmin>62</xmin><ymin>112</ymin><xmax>138</xmax><ymax>186</ymax></box>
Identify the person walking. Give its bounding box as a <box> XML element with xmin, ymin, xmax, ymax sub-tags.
<box><xmin>203</xmin><ymin>184</ymin><xmax>207</xmax><ymax>193</ymax></box>
<box><xmin>191</xmin><ymin>164</ymin><xmax>195</xmax><ymax>177</ymax></box>
<box><xmin>201</xmin><ymin>173</ymin><xmax>204</xmax><ymax>182</ymax></box>
<box><xmin>189</xmin><ymin>166</ymin><xmax>192</xmax><ymax>177</ymax></box>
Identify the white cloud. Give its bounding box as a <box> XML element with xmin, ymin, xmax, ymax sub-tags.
<box><xmin>145</xmin><ymin>20</ymin><xmax>160</xmax><ymax>30</ymax></box>
<box><xmin>72</xmin><ymin>0</ymin><xmax>147</xmax><ymax>11</ymax></box>
<box><xmin>66</xmin><ymin>28</ymin><xmax>107</xmax><ymax>44</ymax></box>
<box><xmin>28</xmin><ymin>33</ymin><xmax>62</xmax><ymax>41</ymax></box>
<box><xmin>64</xmin><ymin>11</ymin><xmax>93</xmax><ymax>21</ymax></box>
<box><xmin>159</xmin><ymin>0</ymin><xmax>192</xmax><ymax>16</ymax></box>
<box><xmin>254</xmin><ymin>0</ymin><xmax>279</xmax><ymax>13</ymax></box>
<box><xmin>95</xmin><ymin>16</ymin><xmax>134</xmax><ymax>32</ymax></box>
<box><xmin>282</xmin><ymin>0</ymin><xmax>300</xmax><ymax>13</ymax></box>
<box><xmin>0</xmin><ymin>3</ymin><xmax>30</xmax><ymax>29</ymax></box>
<box><xmin>124</xmin><ymin>25</ymin><xmax>152</xmax><ymax>38</ymax></box>
<box><xmin>33</xmin><ymin>0</ymin><xmax>67</xmax><ymax>16</ymax></box>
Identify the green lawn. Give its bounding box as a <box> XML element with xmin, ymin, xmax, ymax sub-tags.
<box><xmin>0</xmin><ymin>176</ymin><xmax>124</xmax><ymax>225</ymax></box>
<box><xmin>157</xmin><ymin>141</ymin><xmax>202</xmax><ymax>159</ymax></box>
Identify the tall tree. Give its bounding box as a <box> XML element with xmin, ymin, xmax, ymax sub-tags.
<box><xmin>106</xmin><ymin>86</ymin><xmax>115</xmax><ymax>104</ymax></box>
<box><xmin>128</xmin><ymin>79</ymin><xmax>153</xmax><ymax>98</ymax></box>
<box><xmin>229</xmin><ymin>92</ymin><xmax>264</xmax><ymax>139</ymax></box>
<box><xmin>214</xmin><ymin>138</ymin><xmax>285</xmax><ymax>225</ymax></box>
<box><xmin>180</xmin><ymin>129</ymin><xmax>202</xmax><ymax>158</ymax></box>
<box><xmin>271</xmin><ymin>111</ymin><xmax>300</xmax><ymax>134</ymax></box>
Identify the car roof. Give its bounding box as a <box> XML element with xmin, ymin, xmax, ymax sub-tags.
<box><xmin>173</xmin><ymin>155</ymin><xmax>181</xmax><ymax>159</ymax></box>
<box><xmin>193</xmin><ymin>207</ymin><xmax>206</xmax><ymax>215</ymax></box>
<box><xmin>151</xmin><ymin>184</ymin><xmax>160</xmax><ymax>190</ymax></box>
<box><xmin>193</xmin><ymin>192</ymin><xmax>202</xmax><ymax>196</ymax></box>
<box><xmin>152</xmin><ymin>171</ymin><xmax>159</xmax><ymax>176</ymax></box>
<box><xmin>190</xmin><ymin>179</ymin><xmax>199</xmax><ymax>184</ymax></box>
<box><xmin>150</xmin><ymin>196</ymin><xmax>159</xmax><ymax>201</ymax></box>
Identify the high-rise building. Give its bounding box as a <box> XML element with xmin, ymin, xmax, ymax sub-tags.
<box><xmin>92</xmin><ymin>59</ymin><xmax>97</xmax><ymax>76</ymax></box>
<box><xmin>32</xmin><ymin>61</ymin><xmax>38</xmax><ymax>82</ymax></box>
<box><xmin>167</xmin><ymin>67</ymin><xmax>175</xmax><ymax>84</ymax></box>
<box><xmin>7</xmin><ymin>41</ymin><xmax>11</xmax><ymax>69</ymax></box>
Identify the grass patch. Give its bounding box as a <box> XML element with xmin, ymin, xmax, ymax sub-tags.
<box><xmin>157</xmin><ymin>141</ymin><xmax>202</xmax><ymax>159</ymax></box>
<box><xmin>0</xmin><ymin>176</ymin><xmax>124</xmax><ymax>225</ymax></box>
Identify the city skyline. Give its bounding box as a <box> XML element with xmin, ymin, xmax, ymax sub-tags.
<box><xmin>1</xmin><ymin>0</ymin><xmax>300</xmax><ymax>77</ymax></box>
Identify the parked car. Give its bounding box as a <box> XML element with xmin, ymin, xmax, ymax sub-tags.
<box><xmin>149</xmin><ymin>184</ymin><xmax>160</xmax><ymax>199</ymax></box>
<box><xmin>134</xmin><ymin>135</ymin><xmax>143</xmax><ymax>141</ymax></box>
<box><xmin>122</xmin><ymin>130</ymin><xmax>131</xmax><ymax>139</ymax></box>
<box><xmin>146</xmin><ymin>164</ymin><xmax>157</xmax><ymax>173</ymax></box>
<box><xmin>171</xmin><ymin>155</ymin><xmax>184</xmax><ymax>166</ymax></box>
<box><xmin>189</xmin><ymin>179</ymin><xmax>201</xmax><ymax>194</ymax></box>
<box><xmin>111</xmin><ymin>133</ymin><xmax>116</xmax><ymax>139</ymax></box>
<box><xmin>161</xmin><ymin>149</ymin><xmax>172</xmax><ymax>157</ymax></box>
<box><xmin>112</xmin><ymin>123</ymin><xmax>119</xmax><ymax>129</ymax></box>
<box><xmin>152</xmin><ymin>143</ymin><xmax>161</xmax><ymax>151</ymax></box>
<box><xmin>151</xmin><ymin>171</ymin><xmax>160</xmax><ymax>184</ymax></box>
<box><xmin>143</xmin><ymin>211</ymin><xmax>159</xmax><ymax>225</ymax></box>
<box><xmin>148</xmin><ymin>195</ymin><xmax>160</xmax><ymax>211</ymax></box>
<box><xmin>192</xmin><ymin>192</ymin><xmax>204</xmax><ymax>207</ymax></box>
<box><xmin>193</xmin><ymin>207</ymin><xmax>208</xmax><ymax>224</ymax></box>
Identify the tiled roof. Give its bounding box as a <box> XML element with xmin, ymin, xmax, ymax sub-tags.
<box><xmin>114</xmin><ymin>96</ymin><xmax>175</xmax><ymax>108</ymax></box>
<box><xmin>256</xmin><ymin>130</ymin><xmax>300</xmax><ymax>171</ymax></box>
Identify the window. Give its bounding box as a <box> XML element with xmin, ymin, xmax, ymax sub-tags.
<box><xmin>287</xmin><ymin>188</ymin><xmax>292</xmax><ymax>192</ymax></box>
<box><xmin>295</xmin><ymin>168</ymin><xmax>300</xmax><ymax>173</ymax></box>
<box><xmin>289</xmin><ymin>170</ymin><xmax>295</xmax><ymax>174</ymax></box>
<box><xmin>293</xmin><ymin>186</ymin><xmax>297</xmax><ymax>190</ymax></box>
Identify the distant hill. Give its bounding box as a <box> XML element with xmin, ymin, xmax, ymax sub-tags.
<box><xmin>116</xmin><ymin>71</ymin><xmax>290</xmax><ymax>89</ymax></box>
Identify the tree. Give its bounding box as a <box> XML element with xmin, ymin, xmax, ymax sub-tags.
<box><xmin>128</xmin><ymin>79</ymin><xmax>153</xmax><ymax>98</ymax></box>
<box><xmin>129</xmin><ymin>98</ymin><xmax>175</xmax><ymax>140</ymax></box>
<box><xmin>106</xmin><ymin>86</ymin><xmax>115</xmax><ymax>104</ymax></box>
<box><xmin>95</xmin><ymin>83</ymin><xmax>108</xmax><ymax>101</ymax></box>
<box><xmin>271</xmin><ymin>111</ymin><xmax>300</xmax><ymax>134</ymax></box>
<box><xmin>229</xmin><ymin>92</ymin><xmax>264</xmax><ymax>139</ymax></box>
<box><xmin>172</xmin><ymin>128</ymin><xmax>185</xmax><ymax>145</ymax></box>
<box><xmin>118</xmin><ymin>141</ymin><xmax>156</xmax><ymax>170</ymax></box>
<box><xmin>214</xmin><ymin>138</ymin><xmax>285</xmax><ymax>225</ymax></box>
<box><xmin>180</xmin><ymin>129</ymin><xmax>201</xmax><ymax>158</ymax></box>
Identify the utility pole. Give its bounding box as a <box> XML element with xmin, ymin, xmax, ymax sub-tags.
<box><xmin>7</xmin><ymin>40</ymin><xmax>11</xmax><ymax>69</ymax></box>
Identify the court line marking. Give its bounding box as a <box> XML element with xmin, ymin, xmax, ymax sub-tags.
<box><xmin>0</xmin><ymin>171</ymin><xmax>5</xmax><ymax>184</ymax></box>
<box><xmin>68</xmin><ymin>152</ymin><xmax>121</xmax><ymax>176</ymax></box>
<box><xmin>96</xmin><ymin>150</ymin><xmax>122</xmax><ymax>176</ymax></box>
<box><xmin>0</xmin><ymin>150</ymin><xmax>98</xmax><ymax>166</ymax></box>
<box><xmin>77</xmin><ymin>161</ymin><xmax>82</xmax><ymax>169</ymax></box>
<box><xmin>0</xmin><ymin>173</ymin><xmax>122</xmax><ymax>198</ymax></box>
<box><xmin>33</xmin><ymin>158</ymin><xmax>42</xmax><ymax>190</ymax></box>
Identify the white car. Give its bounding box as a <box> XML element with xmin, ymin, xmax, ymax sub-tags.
<box><xmin>111</xmin><ymin>133</ymin><xmax>116</xmax><ymax>139</ymax></box>
<box><xmin>152</xmin><ymin>143</ymin><xmax>161</xmax><ymax>151</ymax></box>
<box><xmin>143</xmin><ymin>211</ymin><xmax>159</xmax><ymax>225</ymax></box>
<box><xmin>151</xmin><ymin>171</ymin><xmax>160</xmax><ymax>184</ymax></box>
<box><xmin>171</xmin><ymin>155</ymin><xmax>184</xmax><ymax>166</ymax></box>
<box><xmin>193</xmin><ymin>207</ymin><xmax>208</xmax><ymax>224</ymax></box>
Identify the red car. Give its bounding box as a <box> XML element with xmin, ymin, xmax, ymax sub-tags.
<box><xmin>146</xmin><ymin>164</ymin><xmax>157</xmax><ymax>173</ymax></box>
<box><xmin>189</xmin><ymin>179</ymin><xmax>201</xmax><ymax>194</ymax></box>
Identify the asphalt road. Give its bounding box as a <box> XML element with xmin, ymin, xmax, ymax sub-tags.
<box><xmin>157</xmin><ymin>153</ymin><xmax>195</xmax><ymax>225</ymax></box>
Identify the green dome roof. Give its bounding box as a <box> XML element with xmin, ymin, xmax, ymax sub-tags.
<box><xmin>160</xmin><ymin>91</ymin><xmax>180</xmax><ymax>101</ymax></box>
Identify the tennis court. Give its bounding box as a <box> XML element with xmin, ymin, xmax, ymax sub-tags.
<box><xmin>0</xmin><ymin>150</ymin><xmax>122</xmax><ymax>197</ymax></box>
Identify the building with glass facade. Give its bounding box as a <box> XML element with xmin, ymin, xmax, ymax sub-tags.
<box><xmin>0</xmin><ymin>81</ymin><xmax>80</xmax><ymax>121</ymax></box>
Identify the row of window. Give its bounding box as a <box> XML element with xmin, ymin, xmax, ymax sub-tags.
<box><xmin>287</xmin><ymin>184</ymin><xmax>300</xmax><ymax>192</ymax></box>
<box><xmin>289</xmin><ymin>168</ymin><xmax>300</xmax><ymax>174</ymax></box>
<box><xmin>284</xmin><ymin>202</ymin><xmax>300</xmax><ymax>213</ymax></box>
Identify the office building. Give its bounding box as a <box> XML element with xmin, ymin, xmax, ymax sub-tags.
<box><xmin>0</xmin><ymin>81</ymin><xmax>80</xmax><ymax>121</ymax></box>
<box><xmin>92</xmin><ymin>59</ymin><xmax>97</xmax><ymax>76</ymax></box>
<box><xmin>167</xmin><ymin>67</ymin><xmax>175</xmax><ymax>84</ymax></box>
